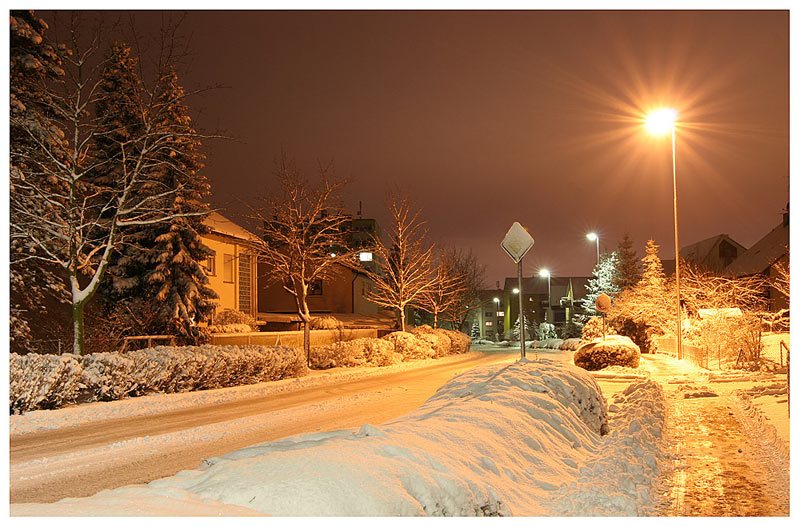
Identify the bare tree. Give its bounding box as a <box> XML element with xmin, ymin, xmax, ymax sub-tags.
<box><xmin>365</xmin><ymin>196</ymin><xmax>437</xmax><ymax>331</ymax></box>
<box><xmin>445</xmin><ymin>248</ymin><xmax>487</xmax><ymax>332</ymax></box>
<box><xmin>771</xmin><ymin>258</ymin><xmax>790</xmax><ymax>300</ymax></box>
<box><xmin>10</xmin><ymin>18</ymin><xmax>211</xmax><ymax>355</ymax></box>
<box><xmin>681</xmin><ymin>262</ymin><xmax>769</xmax><ymax>314</ymax></box>
<box><xmin>417</xmin><ymin>248</ymin><xmax>466</xmax><ymax>329</ymax></box>
<box><xmin>251</xmin><ymin>154</ymin><xmax>356</xmax><ymax>365</ymax></box>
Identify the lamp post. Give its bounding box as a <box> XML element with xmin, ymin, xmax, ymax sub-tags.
<box><xmin>645</xmin><ymin>107</ymin><xmax>682</xmax><ymax>360</ymax></box>
<box><xmin>493</xmin><ymin>297</ymin><xmax>500</xmax><ymax>341</ymax></box>
<box><xmin>539</xmin><ymin>269</ymin><xmax>551</xmax><ymax>322</ymax></box>
<box><xmin>586</xmin><ymin>232</ymin><xmax>600</xmax><ymax>266</ymax></box>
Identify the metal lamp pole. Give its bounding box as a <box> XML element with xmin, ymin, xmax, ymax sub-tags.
<box><xmin>670</xmin><ymin>124</ymin><xmax>683</xmax><ymax>360</ymax></box>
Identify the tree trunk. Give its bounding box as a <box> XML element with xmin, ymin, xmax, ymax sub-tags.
<box><xmin>433</xmin><ymin>310</ymin><xmax>438</xmax><ymax>329</ymax></box>
<box><xmin>399</xmin><ymin>307</ymin><xmax>406</xmax><ymax>332</ymax></box>
<box><xmin>72</xmin><ymin>301</ymin><xmax>85</xmax><ymax>355</ymax></box>
<box><xmin>303</xmin><ymin>318</ymin><xmax>311</xmax><ymax>367</ymax></box>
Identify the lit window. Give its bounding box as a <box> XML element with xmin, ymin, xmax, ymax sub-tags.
<box><xmin>496</xmin><ymin>311</ymin><xmax>504</xmax><ymax>317</ymax></box>
<box><xmin>223</xmin><ymin>254</ymin><xmax>235</xmax><ymax>283</ymax></box>
<box><xmin>485</xmin><ymin>321</ymin><xmax>493</xmax><ymax>327</ymax></box>
<box><xmin>359</xmin><ymin>251</ymin><xmax>373</xmax><ymax>262</ymax></box>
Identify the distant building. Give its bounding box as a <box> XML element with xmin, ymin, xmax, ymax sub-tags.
<box><xmin>662</xmin><ymin>233</ymin><xmax>746</xmax><ymax>275</ymax></box>
<box><xmin>472</xmin><ymin>288</ymin><xmax>505</xmax><ymax>340</ymax></box>
<box><xmin>499</xmin><ymin>275</ymin><xmax>591</xmax><ymax>336</ymax></box>
<box><xmin>201</xmin><ymin>212</ymin><xmax>261</xmax><ymax>318</ymax></box>
<box><xmin>725</xmin><ymin>208</ymin><xmax>789</xmax><ymax>312</ymax></box>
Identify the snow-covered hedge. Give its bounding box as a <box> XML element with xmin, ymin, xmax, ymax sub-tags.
<box><xmin>560</xmin><ymin>338</ymin><xmax>583</xmax><ymax>351</ymax></box>
<box><xmin>409</xmin><ymin>326</ymin><xmax>471</xmax><ymax>356</ymax></box>
<box><xmin>208</xmin><ymin>309</ymin><xmax>259</xmax><ymax>333</ymax></box>
<box><xmin>538</xmin><ymin>338</ymin><xmax>564</xmax><ymax>350</ymax></box>
<box><xmin>310</xmin><ymin>315</ymin><xmax>344</xmax><ymax>330</ymax></box>
<box><xmin>581</xmin><ymin>316</ymin><xmax>606</xmax><ymax>340</ymax></box>
<box><xmin>310</xmin><ymin>338</ymin><xmax>402</xmax><ymax>369</ymax></box>
<box><xmin>573</xmin><ymin>336</ymin><xmax>641</xmax><ymax>371</ymax></box>
<box><xmin>9</xmin><ymin>345</ymin><xmax>306</xmax><ymax>414</ymax></box>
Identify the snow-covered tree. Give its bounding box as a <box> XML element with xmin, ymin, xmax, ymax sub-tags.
<box><xmin>512</xmin><ymin>313</ymin><xmax>535</xmax><ymax>342</ymax></box>
<box><xmin>102</xmin><ymin>61</ymin><xmax>217</xmax><ymax>337</ymax></box>
<box><xmin>252</xmin><ymin>154</ymin><xmax>356</xmax><ymax>365</ymax></box>
<box><xmin>614</xmin><ymin>232</ymin><xmax>641</xmax><ymax>292</ymax></box>
<box><xmin>538</xmin><ymin>322</ymin><xmax>557</xmax><ymax>340</ymax></box>
<box><xmin>470</xmin><ymin>321</ymin><xmax>480</xmax><ymax>339</ymax></box>
<box><xmin>9</xmin><ymin>10</ymin><xmax>69</xmax><ymax>351</ymax></box>
<box><xmin>581</xmin><ymin>251</ymin><xmax>621</xmax><ymax>318</ymax></box>
<box><xmin>365</xmin><ymin>196</ymin><xmax>437</xmax><ymax>332</ymax></box>
<box><xmin>9</xmin><ymin>19</ymin><xmax>213</xmax><ymax>355</ymax></box>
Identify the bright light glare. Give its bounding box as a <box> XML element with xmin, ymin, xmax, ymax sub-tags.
<box><xmin>493</xmin><ymin>297</ymin><xmax>500</xmax><ymax>303</ymax></box>
<box><xmin>512</xmin><ymin>288</ymin><xmax>520</xmax><ymax>294</ymax></box>
<box><xmin>645</xmin><ymin>108</ymin><xmax>677</xmax><ymax>136</ymax></box>
<box><xmin>539</xmin><ymin>269</ymin><xmax>550</xmax><ymax>278</ymax></box>
<box><xmin>358</xmin><ymin>251</ymin><xmax>373</xmax><ymax>262</ymax></box>
<box><xmin>586</xmin><ymin>232</ymin><xmax>597</xmax><ymax>241</ymax></box>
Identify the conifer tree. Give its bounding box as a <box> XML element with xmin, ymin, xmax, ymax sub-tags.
<box><xmin>614</xmin><ymin>232</ymin><xmax>641</xmax><ymax>291</ymax></box>
<box><xmin>9</xmin><ymin>10</ymin><xmax>68</xmax><ymax>351</ymax></box>
<box><xmin>581</xmin><ymin>251</ymin><xmax>621</xmax><ymax>318</ymax></box>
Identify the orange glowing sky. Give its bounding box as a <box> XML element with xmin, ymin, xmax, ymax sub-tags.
<box><xmin>45</xmin><ymin>10</ymin><xmax>789</xmax><ymax>284</ymax></box>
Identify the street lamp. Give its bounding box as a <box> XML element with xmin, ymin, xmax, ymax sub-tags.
<box><xmin>538</xmin><ymin>268</ymin><xmax>551</xmax><ymax>322</ymax></box>
<box><xmin>645</xmin><ymin>107</ymin><xmax>682</xmax><ymax>360</ymax></box>
<box><xmin>512</xmin><ymin>287</ymin><xmax>520</xmax><ymax>294</ymax></box>
<box><xmin>586</xmin><ymin>232</ymin><xmax>600</xmax><ymax>266</ymax></box>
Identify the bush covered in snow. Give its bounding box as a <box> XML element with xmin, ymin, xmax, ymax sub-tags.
<box><xmin>538</xmin><ymin>338</ymin><xmax>564</xmax><ymax>350</ymax></box>
<box><xmin>208</xmin><ymin>309</ymin><xmax>259</xmax><ymax>333</ymax></box>
<box><xmin>408</xmin><ymin>325</ymin><xmax>452</xmax><ymax>358</ymax></box>
<box><xmin>382</xmin><ymin>331</ymin><xmax>435</xmax><ymax>360</ymax></box>
<box><xmin>9</xmin><ymin>345</ymin><xmax>306</xmax><ymax>414</ymax></box>
<box><xmin>581</xmin><ymin>316</ymin><xmax>606</xmax><ymax>340</ymax></box>
<box><xmin>573</xmin><ymin>335</ymin><xmax>641</xmax><ymax>371</ymax></box>
<box><xmin>560</xmin><ymin>338</ymin><xmax>583</xmax><ymax>351</ymax></box>
<box><xmin>538</xmin><ymin>322</ymin><xmax>557</xmax><ymax>340</ymax></box>
<box><xmin>310</xmin><ymin>315</ymin><xmax>344</xmax><ymax>330</ymax></box>
<box><xmin>310</xmin><ymin>338</ymin><xmax>401</xmax><ymax>369</ymax></box>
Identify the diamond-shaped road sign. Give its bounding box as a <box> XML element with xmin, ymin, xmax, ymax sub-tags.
<box><xmin>501</xmin><ymin>222</ymin><xmax>534</xmax><ymax>263</ymax></box>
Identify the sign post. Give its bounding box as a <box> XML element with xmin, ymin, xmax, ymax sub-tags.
<box><xmin>501</xmin><ymin>222</ymin><xmax>535</xmax><ymax>360</ymax></box>
<box><xmin>595</xmin><ymin>293</ymin><xmax>612</xmax><ymax>341</ymax></box>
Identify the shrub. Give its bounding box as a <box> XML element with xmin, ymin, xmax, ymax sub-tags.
<box><xmin>573</xmin><ymin>335</ymin><xmax>641</xmax><ymax>371</ymax></box>
<box><xmin>612</xmin><ymin>318</ymin><xmax>657</xmax><ymax>354</ymax></box>
<box><xmin>538</xmin><ymin>338</ymin><xmax>564</xmax><ymax>350</ymax></box>
<box><xmin>209</xmin><ymin>309</ymin><xmax>258</xmax><ymax>333</ymax></box>
<box><xmin>9</xmin><ymin>345</ymin><xmax>306</xmax><ymax>414</ymax></box>
<box><xmin>538</xmin><ymin>322</ymin><xmax>557</xmax><ymax>340</ymax></box>
<box><xmin>310</xmin><ymin>315</ymin><xmax>344</xmax><ymax>330</ymax></box>
<box><xmin>382</xmin><ymin>331</ymin><xmax>436</xmax><ymax>360</ymax></box>
<box><xmin>310</xmin><ymin>338</ymin><xmax>400</xmax><ymax>369</ymax></box>
<box><xmin>560</xmin><ymin>338</ymin><xmax>583</xmax><ymax>351</ymax></box>
<box><xmin>581</xmin><ymin>316</ymin><xmax>606</xmax><ymax>340</ymax></box>
<box><xmin>440</xmin><ymin>329</ymin><xmax>471</xmax><ymax>355</ymax></box>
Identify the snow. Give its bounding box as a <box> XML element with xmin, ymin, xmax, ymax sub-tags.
<box><xmin>12</xmin><ymin>358</ymin><xmax>668</xmax><ymax>516</ymax></box>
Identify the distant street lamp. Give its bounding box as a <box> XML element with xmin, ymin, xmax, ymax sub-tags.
<box><xmin>512</xmin><ymin>287</ymin><xmax>520</xmax><ymax>294</ymax></box>
<box><xmin>586</xmin><ymin>232</ymin><xmax>600</xmax><ymax>266</ymax></box>
<box><xmin>538</xmin><ymin>268</ymin><xmax>551</xmax><ymax>322</ymax></box>
<box><xmin>645</xmin><ymin>107</ymin><xmax>683</xmax><ymax>360</ymax></box>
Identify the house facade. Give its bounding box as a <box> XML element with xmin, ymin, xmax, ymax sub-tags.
<box><xmin>201</xmin><ymin>212</ymin><xmax>260</xmax><ymax>318</ymax></box>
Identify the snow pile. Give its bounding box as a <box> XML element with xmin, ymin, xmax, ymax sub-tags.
<box><xmin>16</xmin><ymin>359</ymin><xmax>672</xmax><ymax>516</ymax></box>
<box><xmin>559</xmin><ymin>338</ymin><xmax>583</xmax><ymax>351</ymax></box>
<box><xmin>471</xmin><ymin>338</ymin><xmax>496</xmax><ymax>345</ymax></box>
<box><xmin>573</xmin><ymin>336</ymin><xmax>640</xmax><ymax>371</ymax></box>
<box><xmin>410</xmin><ymin>326</ymin><xmax>471</xmax><ymax>356</ymax></box>
<box><xmin>408</xmin><ymin>326</ymin><xmax>452</xmax><ymax>357</ymax></box>
<box><xmin>552</xmin><ymin>380</ymin><xmax>666</xmax><ymax>516</ymax></box>
<box><xmin>678</xmin><ymin>384</ymin><xmax>718</xmax><ymax>398</ymax></box>
<box><xmin>537</xmin><ymin>338</ymin><xmax>564</xmax><ymax>350</ymax></box>
<box><xmin>381</xmin><ymin>331</ymin><xmax>436</xmax><ymax>360</ymax></box>
<box><xmin>310</xmin><ymin>338</ymin><xmax>401</xmax><ymax>369</ymax></box>
<box><xmin>9</xmin><ymin>345</ymin><xmax>306</xmax><ymax>414</ymax></box>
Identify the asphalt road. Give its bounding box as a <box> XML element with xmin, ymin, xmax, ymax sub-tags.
<box><xmin>11</xmin><ymin>350</ymin><xmax>516</xmax><ymax>504</ymax></box>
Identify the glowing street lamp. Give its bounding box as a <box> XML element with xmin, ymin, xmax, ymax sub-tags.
<box><xmin>645</xmin><ymin>107</ymin><xmax>683</xmax><ymax>360</ymax></box>
<box><xmin>586</xmin><ymin>232</ymin><xmax>600</xmax><ymax>266</ymax></box>
<box><xmin>512</xmin><ymin>287</ymin><xmax>520</xmax><ymax>294</ymax></box>
<box><xmin>539</xmin><ymin>268</ymin><xmax>551</xmax><ymax>322</ymax></box>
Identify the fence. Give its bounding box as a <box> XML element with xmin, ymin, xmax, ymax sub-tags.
<box><xmin>654</xmin><ymin>335</ymin><xmax>709</xmax><ymax>369</ymax></box>
<box><xmin>210</xmin><ymin>328</ymin><xmax>379</xmax><ymax>348</ymax></box>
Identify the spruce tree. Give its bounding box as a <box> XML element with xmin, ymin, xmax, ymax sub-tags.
<box><xmin>581</xmin><ymin>251</ymin><xmax>621</xmax><ymax>318</ymax></box>
<box><xmin>9</xmin><ymin>11</ymin><xmax>68</xmax><ymax>351</ymax></box>
<box><xmin>614</xmin><ymin>232</ymin><xmax>641</xmax><ymax>291</ymax></box>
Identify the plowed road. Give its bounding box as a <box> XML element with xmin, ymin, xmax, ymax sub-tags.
<box><xmin>11</xmin><ymin>350</ymin><xmax>516</xmax><ymax>504</ymax></box>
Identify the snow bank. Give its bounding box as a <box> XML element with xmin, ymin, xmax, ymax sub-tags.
<box><xmin>10</xmin><ymin>345</ymin><xmax>306</xmax><ymax>414</ymax></box>
<box><xmin>537</xmin><ymin>338</ymin><xmax>564</xmax><ymax>350</ymax></box>
<box><xmin>559</xmin><ymin>338</ymin><xmax>583</xmax><ymax>351</ymax></box>
<box><xmin>12</xmin><ymin>359</ymin><xmax>668</xmax><ymax>516</ymax></box>
<box><xmin>573</xmin><ymin>336</ymin><xmax>641</xmax><ymax>371</ymax></box>
<box><xmin>552</xmin><ymin>379</ymin><xmax>666</xmax><ymax>515</ymax></box>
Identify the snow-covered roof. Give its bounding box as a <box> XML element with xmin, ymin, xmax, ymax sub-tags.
<box><xmin>203</xmin><ymin>211</ymin><xmax>260</xmax><ymax>243</ymax></box>
<box><xmin>725</xmin><ymin>221</ymin><xmax>788</xmax><ymax>277</ymax></box>
<box><xmin>680</xmin><ymin>234</ymin><xmax>745</xmax><ymax>263</ymax></box>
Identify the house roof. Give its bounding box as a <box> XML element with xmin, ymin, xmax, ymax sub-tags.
<box><xmin>680</xmin><ymin>234</ymin><xmax>745</xmax><ymax>263</ymax></box>
<box><xmin>203</xmin><ymin>212</ymin><xmax>260</xmax><ymax>243</ymax></box>
<box><xmin>725</xmin><ymin>221</ymin><xmax>789</xmax><ymax>276</ymax></box>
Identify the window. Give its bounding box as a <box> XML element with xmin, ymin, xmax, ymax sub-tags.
<box><xmin>223</xmin><ymin>254</ymin><xmax>235</xmax><ymax>283</ymax></box>
<box><xmin>496</xmin><ymin>311</ymin><xmax>504</xmax><ymax>317</ymax></box>
<box><xmin>485</xmin><ymin>321</ymin><xmax>493</xmax><ymax>327</ymax></box>
<box><xmin>205</xmin><ymin>251</ymin><xmax>216</xmax><ymax>275</ymax></box>
<box><xmin>485</xmin><ymin>311</ymin><xmax>494</xmax><ymax>317</ymax></box>
<box><xmin>309</xmin><ymin>279</ymin><xmax>323</xmax><ymax>296</ymax></box>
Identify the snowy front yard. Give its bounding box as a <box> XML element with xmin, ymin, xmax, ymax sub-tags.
<box><xmin>12</xmin><ymin>358</ymin><xmax>667</xmax><ymax>516</ymax></box>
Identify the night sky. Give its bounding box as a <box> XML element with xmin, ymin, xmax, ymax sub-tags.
<box><xmin>49</xmin><ymin>10</ymin><xmax>789</xmax><ymax>286</ymax></box>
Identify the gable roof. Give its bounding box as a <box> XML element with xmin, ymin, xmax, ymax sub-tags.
<box><xmin>680</xmin><ymin>234</ymin><xmax>745</xmax><ymax>264</ymax></box>
<box><xmin>725</xmin><ymin>221</ymin><xmax>789</xmax><ymax>276</ymax></box>
<box><xmin>203</xmin><ymin>212</ymin><xmax>260</xmax><ymax>243</ymax></box>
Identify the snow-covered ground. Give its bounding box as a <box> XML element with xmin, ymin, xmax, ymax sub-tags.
<box><xmin>12</xmin><ymin>358</ymin><xmax>668</xmax><ymax>516</ymax></box>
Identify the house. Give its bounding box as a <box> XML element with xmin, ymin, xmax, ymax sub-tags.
<box><xmin>201</xmin><ymin>212</ymin><xmax>261</xmax><ymax>318</ymax></box>
<box><xmin>662</xmin><ymin>233</ymin><xmax>746</xmax><ymax>275</ymax></box>
<box><xmin>500</xmin><ymin>275</ymin><xmax>591</xmax><ymax>336</ymax></box>
<box><xmin>256</xmin><ymin>263</ymin><xmax>384</xmax><ymax>330</ymax></box>
<box><xmin>471</xmin><ymin>288</ymin><xmax>505</xmax><ymax>340</ymax></box>
<box><xmin>725</xmin><ymin>208</ymin><xmax>789</xmax><ymax>312</ymax></box>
